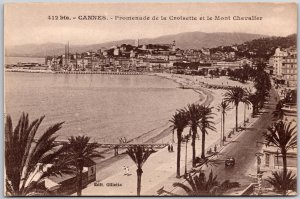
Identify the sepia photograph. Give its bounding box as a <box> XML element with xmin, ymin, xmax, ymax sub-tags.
<box><xmin>4</xmin><ymin>2</ymin><xmax>297</xmax><ymax>196</ymax></box>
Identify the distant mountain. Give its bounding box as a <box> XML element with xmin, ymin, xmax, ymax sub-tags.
<box><xmin>5</xmin><ymin>32</ymin><xmax>267</xmax><ymax>57</ymax></box>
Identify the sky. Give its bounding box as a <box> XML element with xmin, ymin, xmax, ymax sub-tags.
<box><xmin>4</xmin><ymin>2</ymin><xmax>297</xmax><ymax>46</ymax></box>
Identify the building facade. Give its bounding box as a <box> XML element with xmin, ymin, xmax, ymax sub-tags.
<box><xmin>281</xmin><ymin>54</ymin><xmax>297</xmax><ymax>87</ymax></box>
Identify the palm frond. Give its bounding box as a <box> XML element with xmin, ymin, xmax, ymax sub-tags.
<box><xmin>173</xmin><ymin>182</ymin><xmax>193</xmax><ymax>195</ymax></box>
<box><xmin>5</xmin><ymin>113</ymin><xmax>67</xmax><ymax>196</ymax></box>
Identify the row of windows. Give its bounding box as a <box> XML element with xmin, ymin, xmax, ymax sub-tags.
<box><xmin>283</xmin><ymin>69</ymin><xmax>297</xmax><ymax>74</ymax></box>
<box><xmin>284</xmin><ymin>59</ymin><xmax>297</xmax><ymax>63</ymax></box>
<box><xmin>283</xmin><ymin>64</ymin><xmax>297</xmax><ymax>69</ymax></box>
<box><xmin>284</xmin><ymin>75</ymin><xmax>297</xmax><ymax>80</ymax></box>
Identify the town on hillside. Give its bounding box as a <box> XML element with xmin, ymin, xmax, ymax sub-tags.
<box><xmin>6</xmin><ymin>35</ymin><xmax>297</xmax><ymax>88</ymax></box>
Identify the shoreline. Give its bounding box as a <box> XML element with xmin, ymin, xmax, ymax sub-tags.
<box><xmin>5</xmin><ymin>69</ymin><xmax>145</xmax><ymax>75</ymax></box>
<box><xmin>75</xmin><ymin>73</ymin><xmax>254</xmax><ymax>196</ymax></box>
<box><xmin>92</xmin><ymin>73</ymin><xmax>215</xmax><ymax>181</ymax></box>
<box><xmin>91</xmin><ymin>73</ymin><xmax>253</xmax><ymax>183</ymax></box>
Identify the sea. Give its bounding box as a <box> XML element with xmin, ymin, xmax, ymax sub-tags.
<box><xmin>5</xmin><ymin>57</ymin><xmax>200</xmax><ymax>143</ymax></box>
<box><xmin>5</xmin><ymin>56</ymin><xmax>45</xmax><ymax>65</ymax></box>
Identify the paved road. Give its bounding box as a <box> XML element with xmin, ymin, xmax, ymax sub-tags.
<box><xmin>209</xmin><ymin>88</ymin><xmax>278</xmax><ymax>193</ymax></box>
<box><xmin>81</xmin><ymin>88</ymin><xmax>278</xmax><ymax>196</ymax></box>
<box><xmin>168</xmin><ymin>88</ymin><xmax>279</xmax><ymax>196</ymax></box>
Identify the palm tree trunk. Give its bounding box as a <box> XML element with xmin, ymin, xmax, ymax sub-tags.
<box><xmin>282</xmin><ymin>149</ymin><xmax>288</xmax><ymax>195</ymax></box>
<box><xmin>176</xmin><ymin>130</ymin><xmax>182</xmax><ymax>178</ymax></box>
<box><xmin>222</xmin><ymin>113</ymin><xmax>225</xmax><ymax>144</ymax></box>
<box><xmin>235</xmin><ymin>105</ymin><xmax>238</xmax><ymax>131</ymax></box>
<box><xmin>77</xmin><ymin>160</ymin><xmax>83</xmax><ymax>196</ymax></box>
<box><xmin>201</xmin><ymin>128</ymin><xmax>205</xmax><ymax>159</ymax></box>
<box><xmin>136</xmin><ymin>167</ymin><xmax>143</xmax><ymax>196</ymax></box>
<box><xmin>220</xmin><ymin>112</ymin><xmax>223</xmax><ymax>146</ymax></box>
<box><xmin>191</xmin><ymin>126</ymin><xmax>197</xmax><ymax>167</ymax></box>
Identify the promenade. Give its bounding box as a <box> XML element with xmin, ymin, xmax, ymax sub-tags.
<box><xmin>81</xmin><ymin>109</ymin><xmax>256</xmax><ymax>196</ymax></box>
<box><xmin>80</xmin><ymin>78</ymin><xmax>255</xmax><ymax>196</ymax></box>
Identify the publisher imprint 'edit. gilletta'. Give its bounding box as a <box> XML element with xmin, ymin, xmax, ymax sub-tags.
<box><xmin>4</xmin><ymin>2</ymin><xmax>297</xmax><ymax>196</ymax></box>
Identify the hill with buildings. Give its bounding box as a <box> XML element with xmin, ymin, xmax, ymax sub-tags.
<box><xmin>210</xmin><ymin>34</ymin><xmax>296</xmax><ymax>59</ymax></box>
<box><xmin>5</xmin><ymin>32</ymin><xmax>266</xmax><ymax>57</ymax></box>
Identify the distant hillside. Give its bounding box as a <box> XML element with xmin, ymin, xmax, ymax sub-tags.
<box><xmin>241</xmin><ymin>34</ymin><xmax>297</xmax><ymax>58</ymax></box>
<box><xmin>5</xmin><ymin>31</ymin><xmax>267</xmax><ymax>57</ymax></box>
<box><xmin>141</xmin><ymin>32</ymin><xmax>266</xmax><ymax>49</ymax></box>
<box><xmin>210</xmin><ymin>34</ymin><xmax>296</xmax><ymax>59</ymax></box>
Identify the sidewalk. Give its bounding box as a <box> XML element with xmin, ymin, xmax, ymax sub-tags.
<box><xmin>148</xmin><ymin>110</ymin><xmax>262</xmax><ymax>196</ymax></box>
<box><xmin>81</xmin><ymin>110</ymin><xmax>255</xmax><ymax>196</ymax></box>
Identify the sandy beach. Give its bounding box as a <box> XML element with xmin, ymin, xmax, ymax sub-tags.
<box><xmin>82</xmin><ymin>73</ymin><xmax>255</xmax><ymax>196</ymax></box>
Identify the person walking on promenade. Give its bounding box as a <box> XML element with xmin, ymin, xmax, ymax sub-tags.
<box><xmin>123</xmin><ymin>166</ymin><xmax>127</xmax><ymax>175</ymax></box>
<box><xmin>125</xmin><ymin>167</ymin><xmax>130</xmax><ymax>176</ymax></box>
<box><xmin>170</xmin><ymin>143</ymin><xmax>174</xmax><ymax>152</ymax></box>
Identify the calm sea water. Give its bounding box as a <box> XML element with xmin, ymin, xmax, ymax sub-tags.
<box><xmin>5</xmin><ymin>56</ymin><xmax>45</xmax><ymax>64</ymax></box>
<box><xmin>5</xmin><ymin>72</ymin><xmax>199</xmax><ymax>142</ymax></box>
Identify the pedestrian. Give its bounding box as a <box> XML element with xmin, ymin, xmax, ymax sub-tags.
<box><xmin>168</xmin><ymin>144</ymin><xmax>170</xmax><ymax>152</ymax></box>
<box><xmin>123</xmin><ymin>137</ymin><xmax>127</xmax><ymax>143</ymax></box>
<box><xmin>122</xmin><ymin>166</ymin><xmax>127</xmax><ymax>175</ymax></box>
<box><xmin>125</xmin><ymin>167</ymin><xmax>130</xmax><ymax>176</ymax></box>
<box><xmin>214</xmin><ymin>145</ymin><xmax>217</xmax><ymax>152</ymax></box>
<box><xmin>170</xmin><ymin>144</ymin><xmax>174</xmax><ymax>152</ymax></box>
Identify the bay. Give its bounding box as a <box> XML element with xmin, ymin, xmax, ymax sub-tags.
<box><xmin>5</xmin><ymin>72</ymin><xmax>200</xmax><ymax>143</ymax></box>
<box><xmin>5</xmin><ymin>56</ymin><xmax>45</xmax><ymax>65</ymax></box>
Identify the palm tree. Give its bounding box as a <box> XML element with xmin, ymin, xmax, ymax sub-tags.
<box><xmin>217</xmin><ymin>101</ymin><xmax>231</xmax><ymax>146</ymax></box>
<box><xmin>247</xmin><ymin>93</ymin><xmax>260</xmax><ymax>117</ymax></box>
<box><xmin>254</xmin><ymin>64</ymin><xmax>271</xmax><ymax>108</ymax></box>
<box><xmin>263</xmin><ymin>121</ymin><xmax>297</xmax><ymax>195</ymax></box>
<box><xmin>257</xmin><ymin>89</ymin><xmax>270</xmax><ymax>109</ymax></box>
<box><xmin>272</xmin><ymin>101</ymin><xmax>284</xmax><ymax>121</ymax></box>
<box><xmin>199</xmin><ymin>105</ymin><xmax>216</xmax><ymax>159</ymax></box>
<box><xmin>67</xmin><ymin>136</ymin><xmax>103</xmax><ymax>196</ymax></box>
<box><xmin>184</xmin><ymin>104</ymin><xmax>202</xmax><ymax>167</ymax></box>
<box><xmin>126</xmin><ymin>146</ymin><xmax>156</xmax><ymax>196</ymax></box>
<box><xmin>266</xmin><ymin>170</ymin><xmax>296</xmax><ymax>195</ymax></box>
<box><xmin>173</xmin><ymin>170</ymin><xmax>240</xmax><ymax>196</ymax></box>
<box><xmin>224</xmin><ymin>86</ymin><xmax>249</xmax><ymax>131</ymax></box>
<box><xmin>170</xmin><ymin>110</ymin><xmax>189</xmax><ymax>178</ymax></box>
<box><xmin>5</xmin><ymin>113</ymin><xmax>73</xmax><ymax>196</ymax></box>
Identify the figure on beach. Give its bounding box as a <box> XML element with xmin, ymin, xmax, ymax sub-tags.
<box><xmin>119</xmin><ymin>137</ymin><xmax>127</xmax><ymax>143</ymax></box>
<box><xmin>123</xmin><ymin>166</ymin><xmax>130</xmax><ymax>176</ymax></box>
<box><xmin>125</xmin><ymin>166</ymin><xmax>130</xmax><ymax>175</ymax></box>
<box><xmin>168</xmin><ymin>142</ymin><xmax>174</xmax><ymax>152</ymax></box>
<box><xmin>123</xmin><ymin>166</ymin><xmax>127</xmax><ymax>175</ymax></box>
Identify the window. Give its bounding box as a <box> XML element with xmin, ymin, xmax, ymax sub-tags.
<box><xmin>265</xmin><ymin>154</ymin><xmax>270</xmax><ymax>167</ymax></box>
